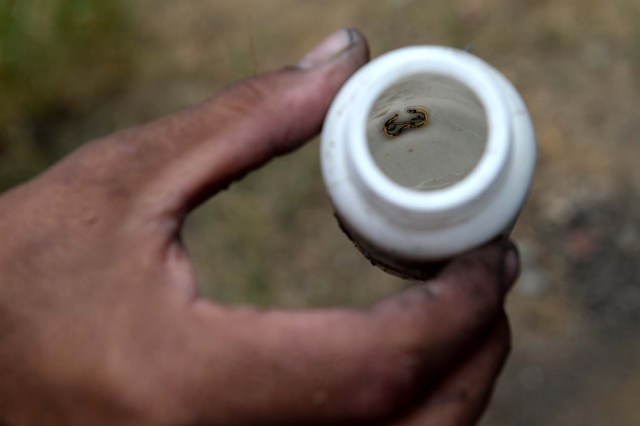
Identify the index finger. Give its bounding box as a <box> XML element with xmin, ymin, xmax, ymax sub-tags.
<box><xmin>391</xmin><ymin>316</ymin><xmax>511</xmax><ymax>426</ymax></box>
<box><xmin>183</xmin><ymin>240</ymin><xmax>518</xmax><ymax>425</ymax></box>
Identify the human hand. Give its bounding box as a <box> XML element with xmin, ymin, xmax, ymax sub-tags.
<box><xmin>0</xmin><ymin>29</ymin><xmax>519</xmax><ymax>425</ymax></box>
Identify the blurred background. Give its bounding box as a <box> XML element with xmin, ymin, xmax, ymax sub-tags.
<box><xmin>1</xmin><ymin>0</ymin><xmax>639</xmax><ymax>424</ymax></box>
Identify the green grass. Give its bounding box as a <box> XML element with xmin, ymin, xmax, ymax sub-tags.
<box><xmin>0</xmin><ymin>0</ymin><xmax>132</xmax><ymax>191</ymax></box>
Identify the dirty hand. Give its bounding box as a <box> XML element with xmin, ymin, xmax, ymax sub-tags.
<box><xmin>0</xmin><ymin>29</ymin><xmax>518</xmax><ymax>425</ymax></box>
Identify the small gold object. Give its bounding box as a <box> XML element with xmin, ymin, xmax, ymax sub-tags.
<box><xmin>383</xmin><ymin>107</ymin><xmax>429</xmax><ymax>138</ymax></box>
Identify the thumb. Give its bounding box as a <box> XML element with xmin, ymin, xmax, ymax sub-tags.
<box><xmin>166</xmin><ymin>28</ymin><xmax>370</xmax><ymax>212</ymax></box>
<box><xmin>58</xmin><ymin>29</ymin><xmax>369</xmax><ymax>219</ymax></box>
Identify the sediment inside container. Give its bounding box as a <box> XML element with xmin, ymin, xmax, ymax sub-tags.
<box><xmin>366</xmin><ymin>75</ymin><xmax>488</xmax><ymax>191</ymax></box>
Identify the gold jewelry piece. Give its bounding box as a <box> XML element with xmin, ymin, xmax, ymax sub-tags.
<box><xmin>383</xmin><ymin>107</ymin><xmax>429</xmax><ymax>138</ymax></box>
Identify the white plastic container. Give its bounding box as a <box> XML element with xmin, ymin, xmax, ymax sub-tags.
<box><xmin>321</xmin><ymin>46</ymin><xmax>536</xmax><ymax>279</ymax></box>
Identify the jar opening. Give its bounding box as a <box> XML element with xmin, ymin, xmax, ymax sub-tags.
<box><xmin>366</xmin><ymin>74</ymin><xmax>487</xmax><ymax>192</ymax></box>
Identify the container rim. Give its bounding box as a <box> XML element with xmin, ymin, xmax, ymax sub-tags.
<box><xmin>347</xmin><ymin>46</ymin><xmax>512</xmax><ymax>215</ymax></box>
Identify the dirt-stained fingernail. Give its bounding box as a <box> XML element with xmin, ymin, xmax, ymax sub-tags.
<box><xmin>297</xmin><ymin>28</ymin><xmax>360</xmax><ymax>69</ymax></box>
<box><xmin>503</xmin><ymin>243</ymin><xmax>520</xmax><ymax>291</ymax></box>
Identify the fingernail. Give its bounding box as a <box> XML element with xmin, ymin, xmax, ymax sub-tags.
<box><xmin>298</xmin><ymin>28</ymin><xmax>359</xmax><ymax>69</ymax></box>
<box><xmin>503</xmin><ymin>244</ymin><xmax>520</xmax><ymax>291</ymax></box>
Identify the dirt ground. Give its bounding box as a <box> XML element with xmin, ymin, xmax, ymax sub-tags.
<box><xmin>6</xmin><ymin>0</ymin><xmax>640</xmax><ymax>424</ymax></box>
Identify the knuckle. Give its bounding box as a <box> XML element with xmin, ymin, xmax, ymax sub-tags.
<box><xmin>102</xmin><ymin>366</ymin><xmax>192</xmax><ymax>424</ymax></box>
<box><xmin>450</xmin><ymin>258</ymin><xmax>502</xmax><ymax>313</ymax></box>
<box><xmin>41</xmin><ymin>138</ymin><xmax>142</xmax><ymax>212</ymax></box>
<box><xmin>218</xmin><ymin>76</ymin><xmax>271</xmax><ymax>116</ymax></box>
<box><xmin>348</xmin><ymin>351</ymin><xmax>417</xmax><ymax>420</ymax></box>
<box><xmin>457</xmin><ymin>255</ymin><xmax>496</xmax><ymax>290</ymax></box>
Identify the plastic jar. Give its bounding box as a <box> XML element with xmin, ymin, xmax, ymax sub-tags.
<box><xmin>321</xmin><ymin>46</ymin><xmax>536</xmax><ymax>279</ymax></box>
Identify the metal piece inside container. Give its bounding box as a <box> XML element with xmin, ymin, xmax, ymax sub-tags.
<box><xmin>366</xmin><ymin>75</ymin><xmax>488</xmax><ymax>191</ymax></box>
